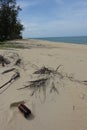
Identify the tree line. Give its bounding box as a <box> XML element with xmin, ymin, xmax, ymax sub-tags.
<box><xmin>0</xmin><ymin>0</ymin><xmax>23</xmax><ymax>41</ymax></box>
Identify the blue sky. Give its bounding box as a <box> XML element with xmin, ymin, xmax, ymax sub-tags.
<box><xmin>17</xmin><ymin>0</ymin><xmax>87</xmax><ymax>38</ymax></box>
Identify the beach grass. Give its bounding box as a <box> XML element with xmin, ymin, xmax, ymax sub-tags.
<box><xmin>0</xmin><ymin>42</ymin><xmax>25</xmax><ymax>49</ymax></box>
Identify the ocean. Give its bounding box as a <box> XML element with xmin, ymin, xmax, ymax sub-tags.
<box><xmin>34</xmin><ymin>36</ymin><xmax>87</xmax><ymax>44</ymax></box>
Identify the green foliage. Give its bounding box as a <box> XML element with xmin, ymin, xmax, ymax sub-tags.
<box><xmin>0</xmin><ymin>0</ymin><xmax>24</xmax><ymax>41</ymax></box>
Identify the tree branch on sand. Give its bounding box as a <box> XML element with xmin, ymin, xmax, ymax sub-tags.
<box><xmin>18</xmin><ymin>65</ymin><xmax>87</xmax><ymax>100</ymax></box>
<box><xmin>66</xmin><ymin>74</ymin><xmax>87</xmax><ymax>85</ymax></box>
<box><xmin>1</xmin><ymin>52</ymin><xmax>23</xmax><ymax>67</ymax></box>
<box><xmin>33</xmin><ymin>65</ymin><xmax>63</xmax><ymax>75</ymax></box>
<box><xmin>14</xmin><ymin>58</ymin><xmax>22</xmax><ymax>66</ymax></box>
<box><xmin>0</xmin><ymin>71</ymin><xmax>20</xmax><ymax>93</ymax></box>
<box><xmin>2</xmin><ymin>68</ymin><xmax>16</xmax><ymax>74</ymax></box>
<box><xmin>18</xmin><ymin>78</ymin><xmax>48</xmax><ymax>90</ymax></box>
<box><xmin>18</xmin><ymin>66</ymin><xmax>63</xmax><ymax>98</ymax></box>
<box><xmin>0</xmin><ymin>55</ymin><xmax>10</xmax><ymax>66</ymax></box>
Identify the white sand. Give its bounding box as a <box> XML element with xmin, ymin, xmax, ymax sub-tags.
<box><xmin>0</xmin><ymin>39</ymin><xmax>87</xmax><ymax>130</ymax></box>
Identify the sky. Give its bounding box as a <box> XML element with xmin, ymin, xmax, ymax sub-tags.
<box><xmin>17</xmin><ymin>0</ymin><xmax>87</xmax><ymax>38</ymax></box>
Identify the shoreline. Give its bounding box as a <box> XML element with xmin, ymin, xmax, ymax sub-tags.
<box><xmin>27</xmin><ymin>36</ymin><xmax>87</xmax><ymax>45</ymax></box>
<box><xmin>11</xmin><ymin>39</ymin><xmax>87</xmax><ymax>51</ymax></box>
<box><xmin>13</xmin><ymin>38</ymin><xmax>87</xmax><ymax>45</ymax></box>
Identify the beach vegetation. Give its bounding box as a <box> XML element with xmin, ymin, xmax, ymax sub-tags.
<box><xmin>0</xmin><ymin>0</ymin><xmax>23</xmax><ymax>42</ymax></box>
<box><xmin>0</xmin><ymin>42</ymin><xmax>25</xmax><ymax>49</ymax></box>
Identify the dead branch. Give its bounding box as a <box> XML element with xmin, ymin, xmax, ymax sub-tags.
<box><xmin>18</xmin><ymin>78</ymin><xmax>48</xmax><ymax>90</ymax></box>
<box><xmin>0</xmin><ymin>71</ymin><xmax>20</xmax><ymax>89</ymax></box>
<box><xmin>56</xmin><ymin>65</ymin><xmax>63</xmax><ymax>72</ymax></box>
<box><xmin>11</xmin><ymin>72</ymin><xmax>20</xmax><ymax>81</ymax></box>
<box><xmin>34</xmin><ymin>66</ymin><xmax>53</xmax><ymax>74</ymax></box>
<box><xmin>82</xmin><ymin>80</ymin><xmax>87</xmax><ymax>82</ymax></box>
<box><xmin>18</xmin><ymin>66</ymin><xmax>64</xmax><ymax>97</ymax></box>
<box><xmin>33</xmin><ymin>66</ymin><xmax>64</xmax><ymax>79</ymax></box>
<box><xmin>81</xmin><ymin>81</ymin><xmax>87</xmax><ymax>85</ymax></box>
<box><xmin>66</xmin><ymin>74</ymin><xmax>87</xmax><ymax>85</ymax></box>
<box><xmin>14</xmin><ymin>58</ymin><xmax>22</xmax><ymax>66</ymax></box>
<box><xmin>3</xmin><ymin>52</ymin><xmax>21</xmax><ymax>66</ymax></box>
<box><xmin>2</xmin><ymin>68</ymin><xmax>16</xmax><ymax>74</ymax></box>
<box><xmin>0</xmin><ymin>55</ymin><xmax>10</xmax><ymax>67</ymax></box>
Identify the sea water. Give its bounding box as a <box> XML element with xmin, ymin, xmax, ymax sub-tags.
<box><xmin>34</xmin><ymin>36</ymin><xmax>87</xmax><ymax>44</ymax></box>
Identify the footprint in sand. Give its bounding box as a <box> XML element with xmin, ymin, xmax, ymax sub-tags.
<box><xmin>8</xmin><ymin>100</ymin><xmax>26</xmax><ymax>123</ymax></box>
<box><xmin>10</xmin><ymin>100</ymin><xmax>26</xmax><ymax>108</ymax></box>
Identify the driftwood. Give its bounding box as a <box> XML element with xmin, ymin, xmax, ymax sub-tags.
<box><xmin>15</xmin><ymin>58</ymin><xmax>22</xmax><ymax>66</ymax></box>
<box><xmin>0</xmin><ymin>55</ymin><xmax>10</xmax><ymax>67</ymax></box>
<box><xmin>2</xmin><ymin>68</ymin><xmax>16</xmax><ymax>74</ymax></box>
<box><xmin>82</xmin><ymin>80</ymin><xmax>87</xmax><ymax>85</ymax></box>
<box><xmin>2</xmin><ymin>52</ymin><xmax>22</xmax><ymax>67</ymax></box>
<box><xmin>0</xmin><ymin>72</ymin><xmax>20</xmax><ymax>89</ymax></box>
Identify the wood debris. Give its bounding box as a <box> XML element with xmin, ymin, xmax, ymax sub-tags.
<box><xmin>34</xmin><ymin>66</ymin><xmax>53</xmax><ymax>74</ymax></box>
<box><xmin>18</xmin><ymin>78</ymin><xmax>48</xmax><ymax>90</ymax></box>
<box><xmin>0</xmin><ymin>71</ymin><xmax>20</xmax><ymax>90</ymax></box>
<box><xmin>0</xmin><ymin>55</ymin><xmax>10</xmax><ymax>66</ymax></box>
<box><xmin>2</xmin><ymin>68</ymin><xmax>16</xmax><ymax>74</ymax></box>
<box><xmin>15</xmin><ymin>58</ymin><xmax>22</xmax><ymax>66</ymax></box>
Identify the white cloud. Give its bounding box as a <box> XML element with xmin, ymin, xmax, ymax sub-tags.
<box><xmin>22</xmin><ymin>17</ymin><xmax>87</xmax><ymax>38</ymax></box>
<box><xmin>19</xmin><ymin>0</ymin><xmax>87</xmax><ymax>38</ymax></box>
<box><xmin>17</xmin><ymin>0</ymin><xmax>46</xmax><ymax>9</ymax></box>
<box><xmin>17</xmin><ymin>0</ymin><xmax>38</xmax><ymax>8</ymax></box>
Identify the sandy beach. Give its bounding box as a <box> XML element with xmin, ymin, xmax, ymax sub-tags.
<box><xmin>0</xmin><ymin>39</ymin><xmax>87</xmax><ymax>130</ymax></box>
